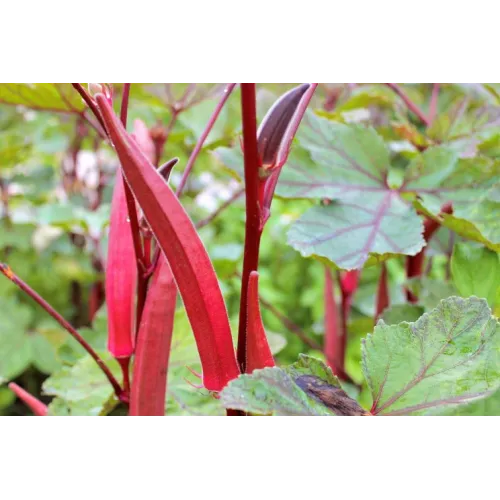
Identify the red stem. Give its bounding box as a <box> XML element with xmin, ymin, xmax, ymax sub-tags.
<box><xmin>324</xmin><ymin>267</ymin><xmax>341</xmax><ymax>375</ymax></box>
<box><xmin>0</xmin><ymin>264</ymin><xmax>124</xmax><ymax>400</ymax></box>
<box><xmin>176</xmin><ymin>83</ymin><xmax>237</xmax><ymax>196</ymax></box>
<box><xmin>375</xmin><ymin>263</ymin><xmax>389</xmax><ymax>319</ymax></box>
<box><xmin>237</xmin><ymin>83</ymin><xmax>262</xmax><ymax>371</ymax></box>
<box><xmin>385</xmin><ymin>83</ymin><xmax>430</xmax><ymax>126</ymax></box>
<box><xmin>337</xmin><ymin>270</ymin><xmax>360</xmax><ymax>375</ymax></box>
<box><xmin>406</xmin><ymin>203</ymin><xmax>453</xmax><ymax>302</ymax></box>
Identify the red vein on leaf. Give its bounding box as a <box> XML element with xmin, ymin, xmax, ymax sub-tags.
<box><xmin>306</xmin><ymin>116</ymin><xmax>384</xmax><ymax>183</ymax></box>
<box><xmin>374</xmin><ymin>308</ymin><xmax>482</xmax><ymax>414</ymax></box>
<box><xmin>383</xmin><ymin>392</ymin><xmax>489</xmax><ymax>416</ymax></box>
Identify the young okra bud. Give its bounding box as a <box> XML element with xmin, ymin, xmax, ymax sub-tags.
<box><xmin>257</xmin><ymin>83</ymin><xmax>310</xmax><ymax>173</ymax></box>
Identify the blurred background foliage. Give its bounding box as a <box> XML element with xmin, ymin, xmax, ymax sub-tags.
<box><xmin>2</xmin><ymin>83</ymin><xmax>500</xmax><ymax>415</ymax></box>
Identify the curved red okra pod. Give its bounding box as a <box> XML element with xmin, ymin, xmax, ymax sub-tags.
<box><xmin>130</xmin><ymin>255</ymin><xmax>176</xmax><ymax>416</ymax></box>
<box><xmin>95</xmin><ymin>94</ymin><xmax>240</xmax><ymax>392</ymax></box>
<box><xmin>246</xmin><ymin>271</ymin><xmax>275</xmax><ymax>373</ymax></box>
<box><xmin>106</xmin><ymin>168</ymin><xmax>137</xmax><ymax>359</ymax></box>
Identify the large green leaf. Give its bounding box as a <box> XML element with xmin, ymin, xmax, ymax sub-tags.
<box><xmin>0</xmin><ymin>84</ymin><xmax>85</xmax><ymax>113</ymax></box>
<box><xmin>426</xmin><ymin>97</ymin><xmax>500</xmax><ymax>154</ymax></box>
<box><xmin>434</xmin><ymin>183</ymin><xmax>500</xmax><ymax>251</ymax></box>
<box><xmin>442</xmin><ymin>387</ymin><xmax>500</xmax><ymax>415</ymax></box>
<box><xmin>284</xmin><ymin>114</ymin><xmax>429</xmax><ymax>269</ymax></box>
<box><xmin>381</xmin><ymin>304</ymin><xmax>424</xmax><ymax>325</ymax></box>
<box><xmin>287</xmin><ymin>196</ymin><xmax>424</xmax><ymax>269</ymax></box>
<box><xmin>0</xmin><ymin>299</ymin><xmax>33</xmax><ymax>380</ymax></box>
<box><xmin>451</xmin><ymin>243</ymin><xmax>500</xmax><ymax>307</ymax></box>
<box><xmin>220</xmin><ymin>355</ymin><xmax>365</xmax><ymax>416</ymax></box>
<box><xmin>406</xmin><ymin>154</ymin><xmax>500</xmax><ymax>217</ymax></box>
<box><xmin>43</xmin><ymin>352</ymin><xmax>121</xmax><ymax>416</ymax></box>
<box><xmin>363</xmin><ymin>296</ymin><xmax>500</xmax><ymax>416</ymax></box>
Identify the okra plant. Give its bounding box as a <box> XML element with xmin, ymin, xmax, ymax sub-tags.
<box><xmin>2</xmin><ymin>83</ymin><xmax>500</xmax><ymax>416</ymax></box>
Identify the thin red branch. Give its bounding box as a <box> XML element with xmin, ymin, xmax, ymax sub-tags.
<box><xmin>176</xmin><ymin>83</ymin><xmax>237</xmax><ymax>196</ymax></box>
<box><xmin>237</xmin><ymin>84</ymin><xmax>262</xmax><ymax>371</ymax></box>
<box><xmin>0</xmin><ymin>264</ymin><xmax>124</xmax><ymax>400</ymax></box>
<box><xmin>71</xmin><ymin>83</ymin><xmax>107</xmax><ymax>132</ymax></box>
<box><xmin>120</xmin><ymin>83</ymin><xmax>131</xmax><ymax>126</ymax></box>
<box><xmin>385</xmin><ymin>83</ymin><xmax>430</xmax><ymax>126</ymax></box>
<box><xmin>323</xmin><ymin>269</ymin><xmax>358</xmax><ymax>385</ymax></box>
<box><xmin>259</xmin><ymin>296</ymin><xmax>322</xmax><ymax>351</ymax></box>
<box><xmin>195</xmin><ymin>187</ymin><xmax>244</xmax><ymax>229</ymax></box>
<box><xmin>428</xmin><ymin>83</ymin><xmax>440</xmax><ymax>127</ymax></box>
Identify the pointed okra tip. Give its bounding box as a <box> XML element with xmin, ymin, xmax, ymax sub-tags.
<box><xmin>257</xmin><ymin>83</ymin><xmax>311</xmax><ymax>172</ymax></box>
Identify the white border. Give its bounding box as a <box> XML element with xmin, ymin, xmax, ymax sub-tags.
<box><xmin>2</xmin><ymin>1</ymin><xmax>499</xmax><ymax>80</ymax></box>
<box><xmin>1</xmin><ymin>418</ymin><xmax>498</xmax><ymax>499</ymax></box>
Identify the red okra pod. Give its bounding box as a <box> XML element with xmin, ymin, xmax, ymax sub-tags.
<box><xmin>95</xmin><ymin>94</ymin><xmax>240</xmax><ymax>392</ymax></box>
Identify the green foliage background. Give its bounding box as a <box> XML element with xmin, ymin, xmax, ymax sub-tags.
<box><xmin>2</xmin><ymin>83</ymin><xmax>500</xmax><ymax>415</ymax></box>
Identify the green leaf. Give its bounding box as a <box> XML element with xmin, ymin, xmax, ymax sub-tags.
<box><xmin>381</xmin><ymin>304</ymin><xmax>425</xmax><ymax>325</ymax></box>
<box><xmin>221</xmin><ymin>356</ymin><xmax>365</xmax><ymax>416</ymax></box>
<box><xmin>284</xmin><ymin>354</ymin><xmax>340</xmax><ymax>387</ymax></box>
<box><xmin>442</xmin><ymin>387</ymin><xmax>500</xmax><ymax>415</ymax></box>
<box><xmin>0</xmin><ymin>84</ymin><xmax>85</xmax><ymax>113</ymax></box>
<box><xmin>406</xmin><ymin>277</ymin><xmax>458</xmax><ymax>311</ymax></box>
<box><xmin>284</xmin><ymin>113</ymin><xmax>425</xmax><ymax>269</ymax></box>
<box><xmin>43</xmin><ymin>352</ymin><xmax>121</xmax><ymax>416</ymax></box>
<box><xmin>287</xmin><ymin>199</ymin><xmax>424</xmax><ymax>270</ymax></box>
<box><xmin>436</xmin><ymin>183</ymin><xmax>500</xmax><ymax>251</ymax></box>
<box><xmin>220</xmin><ymin>367</ymin><xmax>336</xmax><ymax>416</ymax></box>
<box><xmin>0</xmin><ymin>300</ymin><xmax>33</xmax><ymax>380</ymax></box>
<box><xmin>0</xmin><ymin>225</ymin><xmax>34</xmax><ymax>252</ymax></box>
<box><xmin>451</xmin><ymin>243</ymin><xmax>500</xmax><ymax>306</ymax></box>
<box><xmin>363</xmin><ymin>297</ymin><xmax>500</xmax><ymax>415</ymax></box>
<box><xmin>0</xmin><ymin>386</ymin><xmax>15</xmax><ymax>412</ymax></box>
<box><xmin>285</xmin><ymin>114</ymin><xmax>391</xmax><ymax>199</ymax></box>
<box><xmin>216</xmin><ymin>113</ymin><xmax>429</xmax><ymax>270</ymax></box>
<box><xmin>426</xmin><ymin>97</ymin><xmax>500</xmax><ymax>152</ymax></box>
<box><xmin>407</xmin><ymin>154</ymin><xmax>499</xmax><ymax>217</ymax></box>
